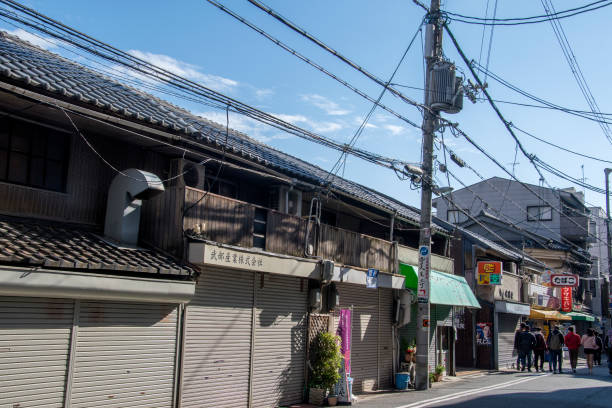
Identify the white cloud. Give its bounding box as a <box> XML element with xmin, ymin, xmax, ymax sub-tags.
<box><xmin>274</xmin><ymin>113</ymin><xmax>309</xmax><ymax>124</ymax></box>
<box><xmin>383</xmin><ymin>124</ymin><xmax>406</xmax><ymax>136</ymax></box>
<box><xmin>353</xmin><ymin>116</ymin><xmax>377</xmax><ymax>128</ymax></box>
<box><xmin>127</xmin><ymin>49</ymin><xmax>238</xmax><ymax>92</ymax></box>
<box><xmin>255</xmin><ymin>88</ymin><xmax>274</xmax><ymax>99</ymax></box>
<box><xmin>301</xmin><ymin>94</ymin><xmax>350</xmax><ymax>116</ymax></box>
<box><xmin>6</xmin><ymin>28</ymin><xmax>58</xmax><ymax>50</ymax></box>
<box><xmin>196</xmin><ymin>110</ymin><xmax>292</xmax><ymax>143</ymax></box>
<box><xmin>311</xmin><ymin>121</ymin><xmax>343</xmax><ymax>133</ymax></box>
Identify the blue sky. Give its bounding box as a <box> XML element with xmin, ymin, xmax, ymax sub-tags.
<box><xmin>2</xmin><ymin>0</ymin><xmax>612</xmax><ymax>213</ymax></box>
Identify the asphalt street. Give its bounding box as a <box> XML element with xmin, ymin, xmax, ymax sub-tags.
<box><xmin>356</xmin><ymin>362</ymin><xmax>612</xmax><ymax>408</ymax></box>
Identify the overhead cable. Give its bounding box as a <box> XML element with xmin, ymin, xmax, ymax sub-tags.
<box><xmin>445</xmin><ymin>0</ymin><xmax>612</xmax><ymax>26</ymax></box>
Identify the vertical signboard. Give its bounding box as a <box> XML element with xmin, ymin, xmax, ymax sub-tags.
<box><xmin>417</xmin><ymin>245</ymin><xmax>430</xmax><ymax>303</ymax></box>
<box><xmin>561</xmin><ymin>287</ymin><xmax>572</xmax><ymax>312</ymax></box>
<box><xmin>366</xmin><ymin>268</ymin><xmax>379</xmax><ymax>289</ymax></box>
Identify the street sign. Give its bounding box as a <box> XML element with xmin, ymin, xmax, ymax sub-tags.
<box><xmin>561</xmin><ymin>287</ymin><xmax>572</xmax><ymax>312</ymax></box>
<box><xmin>366</xmin><ymin>268</ymin><xmax>379</xmax><ymax>289</ymax></box>
<box><xmin>417</xmin><ymin>245</ymin><xmax>430</xmax><ymax>303</ymax></box>
<box><xmin>477</xmin><ymin>261</ymin><xmax>502</xmax><ymax>285</ymax></box>
<box><xmin>551</xmin><ymin>274</ymin><xmax>579</xmax><ymax>288</ymax></box>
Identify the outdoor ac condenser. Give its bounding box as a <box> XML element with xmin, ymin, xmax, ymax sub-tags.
<box><xmin>321</xmin><ymin>260</ymin><xmax>335</xmax><ymax>282</ymax></box>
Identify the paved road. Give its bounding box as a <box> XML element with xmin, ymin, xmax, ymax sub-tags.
<box><xmin>356</xmin><ymin>363</ymin><xmax>612</xmax><ymax>408</ymax></box>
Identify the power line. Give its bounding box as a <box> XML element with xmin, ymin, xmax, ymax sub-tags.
<box><xmin>327</xmin><ymin>22</ymin><xmax>423</xmax><ymax>182</ymax></box>
<box><xmin>541</xmin><ymin>0</ymin><xmax>612</xmax><ymax>145</ymax></box>
<box><xmin>0</xmin><ymin>1</ymin><xmax>422</xmax><ymax>179</ymax></box>
<box><xmin>436</xmin><ymin>138</ymin><xmax>593</xmax><ymax>255</ymax></box>
<box><xmin>445</xmin><ymin>0</ymin><xmax>610</xmax><ymax>22</ymax></box>
<box><xmin>240</xmin><ymin>0</ymin><xmax>426</xmax><ymax>111</ymax></box>
<box><xmin>445</xmin><ymin>1</ymin><xmax>612</xmax><ymax>26</ymax></box>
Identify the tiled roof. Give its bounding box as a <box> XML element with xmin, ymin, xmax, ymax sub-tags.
<box><xmin>0</xmin><ymin>217</ymin><xmax>194</xmax><ymax>277</ymax></box>
<box><xmin>0</xmin><ymin>32</ymin><xmax>448</xmax><ymax>232</ymax></box>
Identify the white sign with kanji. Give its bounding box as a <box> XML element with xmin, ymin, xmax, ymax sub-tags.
<box><xmin>551</xmin><ymin>274</ymin><xmax>579</xmax><ymax>288</ymax></box>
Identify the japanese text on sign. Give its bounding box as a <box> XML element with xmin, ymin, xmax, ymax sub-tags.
<box><xmin>561</xmin><ymin>287</ymin><xmax>572</xmax><ymax>312</ymax></box>
<box><xmin>417</xmin><ymin>245</ymin><xmax>430</xmax><ymax>303</ymax></box>
<box><xmin>551</xmin><ymin>274</ymin><xmax>579</xmax><ymax>288</ymax></box>
<box><xmin>208</xmin><ymin>248</ymin><xmax>264</xmax><ymax>268</ymax></box>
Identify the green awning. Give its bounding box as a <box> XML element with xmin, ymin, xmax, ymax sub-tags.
<box><xmin>561</xmin><ymin>311</ymin><xmax>595</xmax><ymax>322</ymax></box>
<box><xmin>399</xmin><ymin>263</ymin><xmax>480</xmax><ymax>309</ymax></box>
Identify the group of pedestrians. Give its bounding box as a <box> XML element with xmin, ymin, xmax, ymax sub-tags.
<box><xmin>514</xmin><ymin>323</ymin><xmax>612</xmax><ymax>375</ymax></box>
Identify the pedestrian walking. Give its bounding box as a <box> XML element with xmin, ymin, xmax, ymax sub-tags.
<box><xmin>582</xmin><ymin>328</ymin><xmax>600</xmax><ymax>375</ymax></box>
<box><xmin>533</xmin><ymin>327</ymin><xmax>546</xmax><ymax>372</ymax></box>
<box><xmin>547</xmin><ymin>326</ymin><xmax>565</xmax><ymax>373</ymax></box>
<box><xmin>516</xmin><ymin>323</ymin><xmax>536</xmax><ymax>372</ymax></box>
<box><xmin>564</xmin><ymin>326</ymin><xmax>581</xmax><ymax>373</ymax></box>
<box><xmin>594</xmin><ymin>330</ymin><xmax>603</xmax><ymax>366</ymax></box>
<box><xmin>604</xmin><ymin>328</ymin><xmax>612</xmax><ymax>375</ymax></box>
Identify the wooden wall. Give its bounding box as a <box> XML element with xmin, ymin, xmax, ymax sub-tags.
<box><xmin>0</xmin><ymin>126</ymin><xmax>169</xmax><ymax>226</ymax></box>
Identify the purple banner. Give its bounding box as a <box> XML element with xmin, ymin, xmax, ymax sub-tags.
<box><xmin>336</xmin><ymin>308</ymin><xmax>352</xmax><ymax>375</ymax></box>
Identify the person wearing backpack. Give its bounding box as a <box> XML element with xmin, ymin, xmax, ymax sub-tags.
<box><xmin>547</xmin><ymin>326</ymin><xmax>565</xmax><ymax>373</ymax></box>
<box><xmin>533</xmin><ymin>327</ymin><xmax>547</xmax><ymax>372</ymax></box>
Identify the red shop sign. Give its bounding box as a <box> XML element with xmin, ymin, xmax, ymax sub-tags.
<box><xmin>561</xmin><ymin>287</ymin><xmax>572</xmax><ymax>312</ymax></box>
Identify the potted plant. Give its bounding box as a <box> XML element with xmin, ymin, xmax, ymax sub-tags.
<box><xmin>309</xmin><ymin>332</ymin><xmax>342</xmax><ymax>406</ymax></box>
<box><xmin>433</xmin><ymin>364</ymin><xmax>445</xmax><ymax>382</ymax></box>
<box><xmin>401</xmin><ymin>338</ymin><xmax>417</xmax><ymax>362</ymax></box>
<box><xmin>428</xmin><ymin>372</ymin><xmax>436</xmax><ymax>386</ymax></box>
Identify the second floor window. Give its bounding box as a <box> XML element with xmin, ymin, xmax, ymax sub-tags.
<box><xmin>526</xmin><ymin>205</ymin><xmax>552</xmax><ymax>221</ymax></box>
<box><xmin>0</xmin><ymin>117</ymin><xmax>69</xmax><ymax>192</ymax></box>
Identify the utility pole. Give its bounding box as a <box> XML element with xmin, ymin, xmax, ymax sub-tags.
<box><xmin>415</xmin><ymin>0</ymin><xmax>442</xmax><ymax>391</ymax></box>
<box><xmin>605</xmin><ymin>168</ymin><xmax>612</xmax><ymax>321</ymax></box>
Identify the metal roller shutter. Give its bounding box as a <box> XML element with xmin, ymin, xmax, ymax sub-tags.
<box><xmin>0</xmin><ymin>296</ymin><xmax>73</xmax><ymax>408</ymax></box>
<box><xmin>378</xmin><ymin>289</ymin><xmax>394</xmax><ymax>390</ymax></box>
<box><xmin>251</xmin><ymin>273</ymin><xmax>307</xmax><ymax>408</ymax></box>
<box><xmin>498</xmin><ymin>313</ymin><xmax>520</xmax><ymax>370</ymax></box>
<box><xmin>70</xmin><ymin>301</ymin><xmax>178</xmax><ymax>408</ymax></box>
<box><xmin>335</xmin><ymin>283</ymin><xmax>379</xmax><ymax>393</ymax></box>
<box><xmin>181</xmin><ymin>267</ymin><xmax>254</xmax><ymax>408</ymax></box>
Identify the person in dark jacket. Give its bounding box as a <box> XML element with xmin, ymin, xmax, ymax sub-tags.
<box><xmin>594</xmin><ymin>330</ymin><xmax>604</xmax><ymax>366</ymax></box>
<box><xmin>516</xmin><ymin>323</ymin><xmax>536</xmax><ymax>372</ymax></box>
<box><xmin>547</xmin><ymin>326</ymin><xmax>565</xmax><ymax>373</ymax></box>
<box><xmin>533</xmin><ymin>327</ymin><xmax>546</xmax><ymax>372</ymax></box>
<box><xmin>604</xmin><ymin>328</ymin><xmax>612</xmax><ymax>375</ymax></box>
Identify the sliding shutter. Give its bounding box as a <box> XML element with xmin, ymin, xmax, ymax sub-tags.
<box><xmin>70</xmin><ymin>301</ymin><xmax>178</xmax><ymax>408</ymax></box>
<box><xmin>251</xmin><ymin>274</ymin><xmax>307</xmax><ymax>408</ymax></box>
<box><xmin>0</xmin><ymin>296</ymin><xmax>73</xmax><ymax>408</ymax></box>
<box><xmin>181</xmin><ymin>267</ymin><xmax>254</xmax><ymax>408</ymax></box>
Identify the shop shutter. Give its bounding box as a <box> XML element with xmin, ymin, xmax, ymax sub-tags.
<box><xmin>335</xmin><ymin>283</ymin><xmax>379</xmax><ymax>393</ymax></box>
<box><xmin>497</xmin><ymin>313</ymin><xmax>520</xmax><ymax>370</ymax></box>
<box><xmin>378</xmin><ymin>288</ymin><xmax>394</xmax><ymax>390</ymax></box>
<box><xmin>251</xmin><ymin>273</ymin><xmax>307</xmax><ymax>408</ymax></box>
<box><xmin>69</xmin><ymin>301</ymin><xmax>178</xmax><ymax>408</ymax></box>
<box><xmin>181</xmin><ymin>267</ymin><xmax>253</xmax><ymax>408</ymax></box>
<box><xmin>0</xmin><ymin>296</ymin><xmax>73</xmax><ymax>408</ymax></box>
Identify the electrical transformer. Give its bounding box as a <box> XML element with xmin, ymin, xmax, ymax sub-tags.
<box><xmin>429</xmin><ymin>60</ymin><xmax>463</xmax><ymax>114</ymax></box>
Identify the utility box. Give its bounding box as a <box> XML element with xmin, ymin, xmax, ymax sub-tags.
<box><xmin>430</xmin><ymin>60</ymin><xmax>463</xmax><ymax>114</ymax></box>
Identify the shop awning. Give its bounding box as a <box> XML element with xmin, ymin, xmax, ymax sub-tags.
<box><xmin>529</xmin><ymin>309</ymin><xmax>572</xmax><ymax>321</ymax></box>
<box><xmin>561</xmin><ymin>311</ymin><xmax>595</xmax><ymax>322</ymax></box>
<box><xmin>399</xmin><ymin>263</ymin><xmax>480</xmax><ymax>308</ymax></box>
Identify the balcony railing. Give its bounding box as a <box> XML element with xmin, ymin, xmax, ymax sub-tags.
<box><xmin>176</xmin><ymin>187</ymin><xmax>393</xmax><ymax>272</ymax></box>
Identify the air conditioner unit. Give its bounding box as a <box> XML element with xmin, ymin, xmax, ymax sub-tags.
<box><xmin>169</xmin><ymin>158</ymin><xmax>206</xmax><ymax>190</ymax></box>
<box><xmin>269</xmin><ymin>185</ymin><xmax>302</xmax><ymax>216</ymax></box>
<box><xmin>528</xmin><ymin>295</ymin><xmax>537</xmax><ymax>305</ymax></box>
<box><xmin>326</xmin><ymin>283</ymin><xmax>340</xmax><ymax>312</ymax></box>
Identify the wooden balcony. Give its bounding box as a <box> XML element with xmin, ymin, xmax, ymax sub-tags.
<box><xmin>141</xmin><ymin>187</ymin><xmax>394</xmax><ymax>273</ymax></box>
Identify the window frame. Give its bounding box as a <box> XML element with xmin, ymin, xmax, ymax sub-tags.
<box><xmin>0</xmin><ymin>116</ymin><xmax>70</xmax><ymax>193</ymax></box>
<box><xmin>526</xmin><ymin>205</ymin><xmax>553</xmax><ymax>222</ymax></box>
